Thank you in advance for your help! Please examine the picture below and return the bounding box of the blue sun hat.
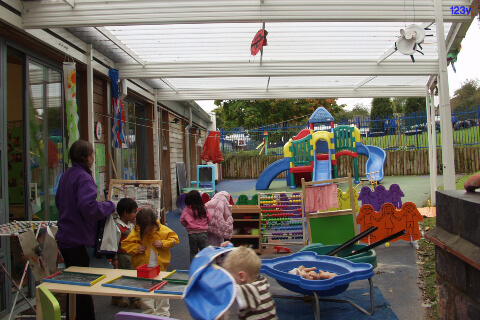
[183,245,237,320]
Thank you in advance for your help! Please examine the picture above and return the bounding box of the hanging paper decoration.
[447,45,461,73]
[63,62,79,163]
[251,29,268,56]
[109,69,126,148]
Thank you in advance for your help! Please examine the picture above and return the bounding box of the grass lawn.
[418,171,478,319]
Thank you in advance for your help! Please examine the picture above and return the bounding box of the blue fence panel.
[218,106,480,155]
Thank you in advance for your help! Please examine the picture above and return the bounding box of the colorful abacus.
[259,192,306,246]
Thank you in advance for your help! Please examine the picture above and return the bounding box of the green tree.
[370,98,393,132]
[452,79,480,109]
[370,98,393,117]
[404,97,426,114]
[348,103,370,117]
[212,102,224,129]
[214,98,343,128]
[392,97,405,113]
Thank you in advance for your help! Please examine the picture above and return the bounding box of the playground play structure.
[256,107,387,190]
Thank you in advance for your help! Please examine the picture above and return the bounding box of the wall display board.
[259,192,306,246]
[108,179,164,224]
[103,275,165,292]
[44,271,106,287]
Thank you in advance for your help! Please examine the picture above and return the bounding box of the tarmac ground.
[9,174,453,319]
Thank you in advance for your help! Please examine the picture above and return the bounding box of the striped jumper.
[236,275,277,320]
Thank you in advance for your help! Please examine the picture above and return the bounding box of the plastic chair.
[38,286,61,320]
[114,311,179,320]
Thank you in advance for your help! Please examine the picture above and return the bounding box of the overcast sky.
[197,21,480,113]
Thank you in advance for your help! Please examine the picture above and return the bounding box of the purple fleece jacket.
[55,163,115,249]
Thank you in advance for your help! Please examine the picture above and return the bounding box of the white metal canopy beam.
[434,0,456,190]
[155,86,426,101]
[117,60,440,79]
[22,0,472,28]
[94,27,146,67]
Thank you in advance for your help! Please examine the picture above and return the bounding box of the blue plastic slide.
[356,142,386,181]
[256,157,291,190]
[312,157,332,182]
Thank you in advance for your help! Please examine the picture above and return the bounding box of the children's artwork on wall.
[358,184,405,211]
[108,180,163,222]
[7,121,24,204]
[357,201,423,243]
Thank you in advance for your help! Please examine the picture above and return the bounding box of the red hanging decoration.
[251,29,268,56]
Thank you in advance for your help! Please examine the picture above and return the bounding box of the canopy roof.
[13,0,477,101]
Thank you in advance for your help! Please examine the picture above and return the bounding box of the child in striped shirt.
[221,247,277,320]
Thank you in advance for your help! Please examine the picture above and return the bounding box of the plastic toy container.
[136,264,160,278]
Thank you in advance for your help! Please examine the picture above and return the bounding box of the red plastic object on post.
[136,264,160,278]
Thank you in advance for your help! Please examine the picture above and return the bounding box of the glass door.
[2,45,63,317]
[27,60,64,223]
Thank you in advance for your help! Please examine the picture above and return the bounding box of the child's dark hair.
[185,190,207,219]
[69,140,93,166]
[116,198,138,217]
[135,207,160,239]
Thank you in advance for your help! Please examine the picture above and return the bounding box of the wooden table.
[36,266,182,320]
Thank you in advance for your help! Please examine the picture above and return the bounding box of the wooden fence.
[221,146,480,179]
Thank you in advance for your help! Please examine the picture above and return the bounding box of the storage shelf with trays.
[231,205,262,254]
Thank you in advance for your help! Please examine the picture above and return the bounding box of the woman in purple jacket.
[55,140,115,320]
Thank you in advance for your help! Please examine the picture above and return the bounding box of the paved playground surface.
[219,174,454,207]
[212,174,454,319]
[14,175,449,320]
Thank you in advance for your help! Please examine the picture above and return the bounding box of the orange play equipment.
[357,202,423,243]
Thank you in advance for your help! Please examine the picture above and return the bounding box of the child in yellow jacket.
[121,207,180,316]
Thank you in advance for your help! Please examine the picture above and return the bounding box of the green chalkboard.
[309,214,356,245]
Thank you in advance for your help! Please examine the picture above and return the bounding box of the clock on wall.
[95,122,102,140]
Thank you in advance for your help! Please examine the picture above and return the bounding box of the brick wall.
[426,191,480,319]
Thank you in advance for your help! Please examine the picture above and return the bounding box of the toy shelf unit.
[259,192,306,247]
[231,205,262,254]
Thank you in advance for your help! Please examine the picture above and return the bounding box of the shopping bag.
[94,213,120,258]
[18,229,49,280]
[43,226,59,274]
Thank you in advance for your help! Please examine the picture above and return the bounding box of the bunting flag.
[109,69,126,148]
[63,62,79,161]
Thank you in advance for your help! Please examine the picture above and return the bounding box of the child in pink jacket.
[205,191,233,246]
[181,190,210,262]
